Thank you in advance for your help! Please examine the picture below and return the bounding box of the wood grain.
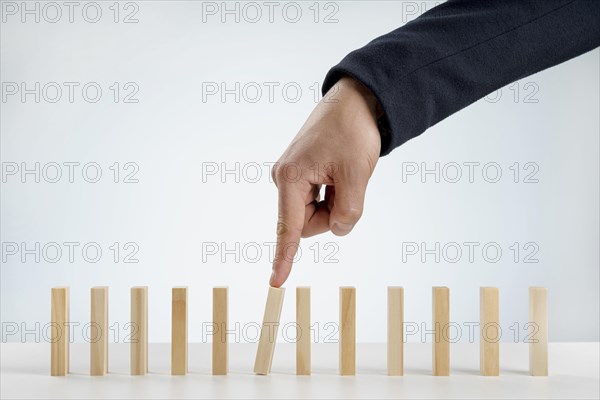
[130,286,148,375]
[480,287,499,376]
[253,286,285,375]
[339,287,356,376]
[387,286,404,376]
[212,287,228,375]
[51,287,69,376]
[529,287,548,376]
[90,286,108,376]
[432,286,450,376]
[296,287,311,375]
[171,287,188,375]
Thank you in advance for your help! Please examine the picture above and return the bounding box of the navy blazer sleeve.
[322,0,600,156]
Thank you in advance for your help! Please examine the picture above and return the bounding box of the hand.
[269,76,381,287]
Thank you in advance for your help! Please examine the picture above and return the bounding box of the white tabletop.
[1,342,598,399]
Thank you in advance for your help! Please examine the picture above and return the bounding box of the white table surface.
[1,342,598,399]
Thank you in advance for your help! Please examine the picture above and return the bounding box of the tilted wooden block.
[90,286,108,376]
[130,286,148,375]
[480,287,499,376]
[212,287,228,375]
[432,286,450,376]
[529,287,548,376]
[51,287,69,376]
[339,287,356,376]
[296,287,311,375]
[387,286,404,376]
[254,286,285,375]
[171,287,188,375]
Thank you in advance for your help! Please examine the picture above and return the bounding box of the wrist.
[336,76,381,118]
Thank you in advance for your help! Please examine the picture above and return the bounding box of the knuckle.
[276,161,302,184]
[271,163,279,184]
[276,218,290,237]
[276,217,301,237]
[336,206,362,222]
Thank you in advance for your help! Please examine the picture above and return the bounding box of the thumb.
[329,174,368,236]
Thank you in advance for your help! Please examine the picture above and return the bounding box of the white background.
[1,1,598,344]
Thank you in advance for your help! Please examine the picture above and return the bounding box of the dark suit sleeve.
[322,0,600,156]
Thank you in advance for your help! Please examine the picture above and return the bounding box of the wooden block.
[90,286,108,376]
[339,287,356,376]
[387,286,404,376]
[171,287,188,375]
[529,287,548,376]
[253,286,285,375]
[51,287,69,376]
[296,287,311,375]
[432,286,450,376]
[212,287,228,375]
[480,287,499,376]
[130,286,148,375]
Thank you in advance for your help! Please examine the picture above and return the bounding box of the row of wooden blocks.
[50,286,549,377]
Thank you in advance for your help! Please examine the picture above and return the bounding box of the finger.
[302,200,331,237]
[325,185,335,212]
[329,172,368,236]
[270,181,307,288]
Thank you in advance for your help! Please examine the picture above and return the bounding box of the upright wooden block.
[51,287,69,376]
[130,286,148,375]
[253,286,285,375]
[90,286,108,376]
[387,286,404,376]
[171,287,188,375]
[212,287,228,375]
[480,287,499,376]
[296,287,311,375]
[432,286,450,376]
[339,287,356,376]
[529,287,548,376]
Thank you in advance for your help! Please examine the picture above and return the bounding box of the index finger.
[269,179,306,287]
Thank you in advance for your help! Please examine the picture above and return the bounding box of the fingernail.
[332,222,353,235]
[269,270,277,286]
